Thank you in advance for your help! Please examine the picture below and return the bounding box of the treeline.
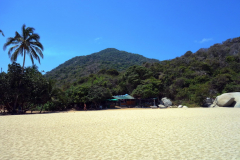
[0,63,114,113]
[2,36,240,113]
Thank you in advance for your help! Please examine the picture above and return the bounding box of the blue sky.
[1,0,240,73]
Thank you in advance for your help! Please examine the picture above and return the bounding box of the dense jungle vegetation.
[62,36,240,108]
[1,25,240,113]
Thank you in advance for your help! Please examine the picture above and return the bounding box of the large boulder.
[161,97,172,107]
[210,92,240,108]
[217,94,234,107]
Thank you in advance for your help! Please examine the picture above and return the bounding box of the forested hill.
[2,37,240,113]
[43,36,240,107]
[45,48,160,85]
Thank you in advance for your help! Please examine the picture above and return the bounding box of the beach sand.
[0,108,240,159]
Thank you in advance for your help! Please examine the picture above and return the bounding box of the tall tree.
[3,25,44,113]
[3,24,44,72]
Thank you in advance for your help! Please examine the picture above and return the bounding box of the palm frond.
[30,42,44,50]
[10,47,22,62]
[14,31,21,38]
[3,37,20,50]
[7,45,19,57]
[26,27,35,35]
[14,31,23,42]
[22,24,26,40]
[0,30,4,36]
[31,45,44,58]
[3,38,14,50]
[29,46,40,64]
[20,46,24,56]
[27,34,40,42]
[25,46,31,54]
[29,54,34,65]
[22,25,35,41]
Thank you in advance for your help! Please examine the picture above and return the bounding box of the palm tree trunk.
[22,50,26,73]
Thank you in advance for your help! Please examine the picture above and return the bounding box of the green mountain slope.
[45,48,160,86]
[45,36,240,107]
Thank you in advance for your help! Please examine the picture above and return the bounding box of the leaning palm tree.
[3,24,43,72]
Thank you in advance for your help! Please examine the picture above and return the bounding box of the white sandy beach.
[0,108,240,159]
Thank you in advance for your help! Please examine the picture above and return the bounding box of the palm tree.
[3,24,43,72]
[0,30,4,37]
[3,25,44,114]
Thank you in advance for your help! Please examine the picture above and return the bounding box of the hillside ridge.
[45,48,160,85]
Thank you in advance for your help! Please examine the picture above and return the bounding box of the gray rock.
[203,103,212,107]
[217,94,234,107]
[158,104,167,109]
[150,106,158,109]
[205,97,213,104]
[178,105,183,108]
[209,98,219,108]
[203,98,214,107]
[209,104,218,108]
[214,92,240,108]
[161,97,172,107]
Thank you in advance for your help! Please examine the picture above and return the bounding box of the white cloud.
[196,38,213,43]
[94,37,101,41]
